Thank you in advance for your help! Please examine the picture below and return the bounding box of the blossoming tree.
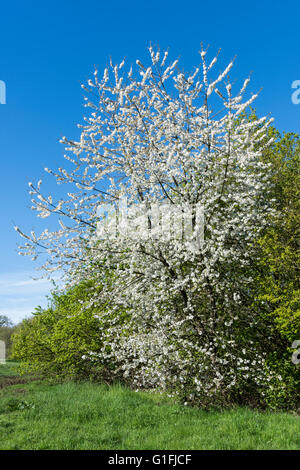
[16,45,280,405]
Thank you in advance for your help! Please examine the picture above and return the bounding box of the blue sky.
[0,0,299,323]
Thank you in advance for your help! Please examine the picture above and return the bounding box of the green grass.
[0,362,20,377]
[0,363,299,450]
[0,361,36,389]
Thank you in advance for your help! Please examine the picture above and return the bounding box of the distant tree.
[0,315,13,328]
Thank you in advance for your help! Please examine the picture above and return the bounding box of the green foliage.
[258,132,300,339]
[263,354,299,411]
[254,131,300,409]
[11,280,127,381]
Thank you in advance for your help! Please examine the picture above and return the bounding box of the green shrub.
[254,131,300,409]
[11,280,128,381]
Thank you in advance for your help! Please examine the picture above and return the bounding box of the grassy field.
[0,362,299,450]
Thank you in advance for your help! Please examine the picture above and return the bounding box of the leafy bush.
[11,280,128,381]
[253,131,300,410]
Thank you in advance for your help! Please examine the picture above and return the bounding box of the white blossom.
[16,45,279,405]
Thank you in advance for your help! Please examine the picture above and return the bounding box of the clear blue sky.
[1,0,299,323]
